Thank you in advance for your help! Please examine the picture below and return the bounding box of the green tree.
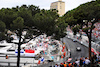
[82,19,98,60]
[10,17,24,67]
[33,9,59,36]
[0,8,18,29]
[72,25,80,36]
[18,7,33,27]
[55,17,68,39]
[0,20,6,32]
[63,0,100,26]
[63,0,100,60]
[11,17,24,30]
[28,5,40,16]
[0,20,6,40]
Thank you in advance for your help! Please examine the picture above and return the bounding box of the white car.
[67,36,70,38]
[76,47,81,51]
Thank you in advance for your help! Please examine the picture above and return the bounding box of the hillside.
[63,0,100,26]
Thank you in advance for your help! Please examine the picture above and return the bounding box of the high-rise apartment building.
[50,0,65,16]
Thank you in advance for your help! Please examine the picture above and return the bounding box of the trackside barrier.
[66,35,98,55]
[34,57,68,67]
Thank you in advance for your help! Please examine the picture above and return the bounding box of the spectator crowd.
[50,54,100,67]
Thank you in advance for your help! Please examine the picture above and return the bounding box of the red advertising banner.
[25,50,35,53]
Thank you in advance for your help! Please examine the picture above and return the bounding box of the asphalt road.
[63,37,89,62]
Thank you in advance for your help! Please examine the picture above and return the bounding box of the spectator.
[94,54,97,63]
[61,55,64,59]
[68,62,72,67]
[54,56,100,67]
[58,64,60,67]
[91,55,94,67]
[82,56,85,61]
[75,59,79,67]
[63,52,66,57]
[97,60,100,67]
[63,63,67,67]
[60,63,64,67]
[80,58,83,67]
[72,62,77,67]
[55,64,58,67]
[84,57,90,67]
[91,55,98,67]
[6,55,8,59]
[98,54,100,61]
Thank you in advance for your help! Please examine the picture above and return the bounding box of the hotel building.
[50,0,65,16]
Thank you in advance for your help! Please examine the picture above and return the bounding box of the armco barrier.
[67,35,98,55]
[33,57,68,67]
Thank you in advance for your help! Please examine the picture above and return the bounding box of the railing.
[33,57,68,67]
[66,33,99,55]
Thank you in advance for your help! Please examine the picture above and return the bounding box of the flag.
[41,57,44,62]
[40,57,44,63]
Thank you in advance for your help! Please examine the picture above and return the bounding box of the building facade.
[50,0,65,16]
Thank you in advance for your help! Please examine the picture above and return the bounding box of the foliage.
[0,5,41,29]
[10,17,24,30]
[0,4,67,40]
[17,5,40,27]
[0,8,18,29]
[33,9,67,39]
[63,0,100,26]
[0,20,6,32]
[0,32,7,41]
[82,27,90,33]
[54,17,68,39]
[72,25,80,35]
[33,9,59,36]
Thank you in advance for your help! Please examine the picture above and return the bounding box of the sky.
[0,0,92,12]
